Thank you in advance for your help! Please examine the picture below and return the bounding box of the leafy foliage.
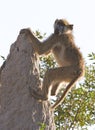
[0,55,6,61]
[54,53,95,130]
[40,55,57,78]
[39,122,46,130]
[35,30,46,40]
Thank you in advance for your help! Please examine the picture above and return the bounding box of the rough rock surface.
[0,30,55,130]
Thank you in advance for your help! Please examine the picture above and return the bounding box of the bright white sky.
[0,0,95,129]
[0,0,95,66]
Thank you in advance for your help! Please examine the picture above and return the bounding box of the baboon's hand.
[20,28,33,35]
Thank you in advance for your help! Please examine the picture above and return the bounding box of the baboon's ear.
[54,19,59,24]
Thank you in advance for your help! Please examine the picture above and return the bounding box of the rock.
[0,30,55,130]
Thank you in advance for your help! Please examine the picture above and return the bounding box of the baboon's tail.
[51,76,79,110]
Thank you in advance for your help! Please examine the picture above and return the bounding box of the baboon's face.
[54,19,73,34]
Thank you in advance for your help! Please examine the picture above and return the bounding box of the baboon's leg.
[41,66,76,99]
[51,83,60,96]
[30,66,77,100]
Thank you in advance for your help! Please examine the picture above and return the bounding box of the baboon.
[20,19,85,109]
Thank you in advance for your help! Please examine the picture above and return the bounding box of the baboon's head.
[54,19,73,34]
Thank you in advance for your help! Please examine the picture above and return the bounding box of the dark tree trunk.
[0,30,55,130]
